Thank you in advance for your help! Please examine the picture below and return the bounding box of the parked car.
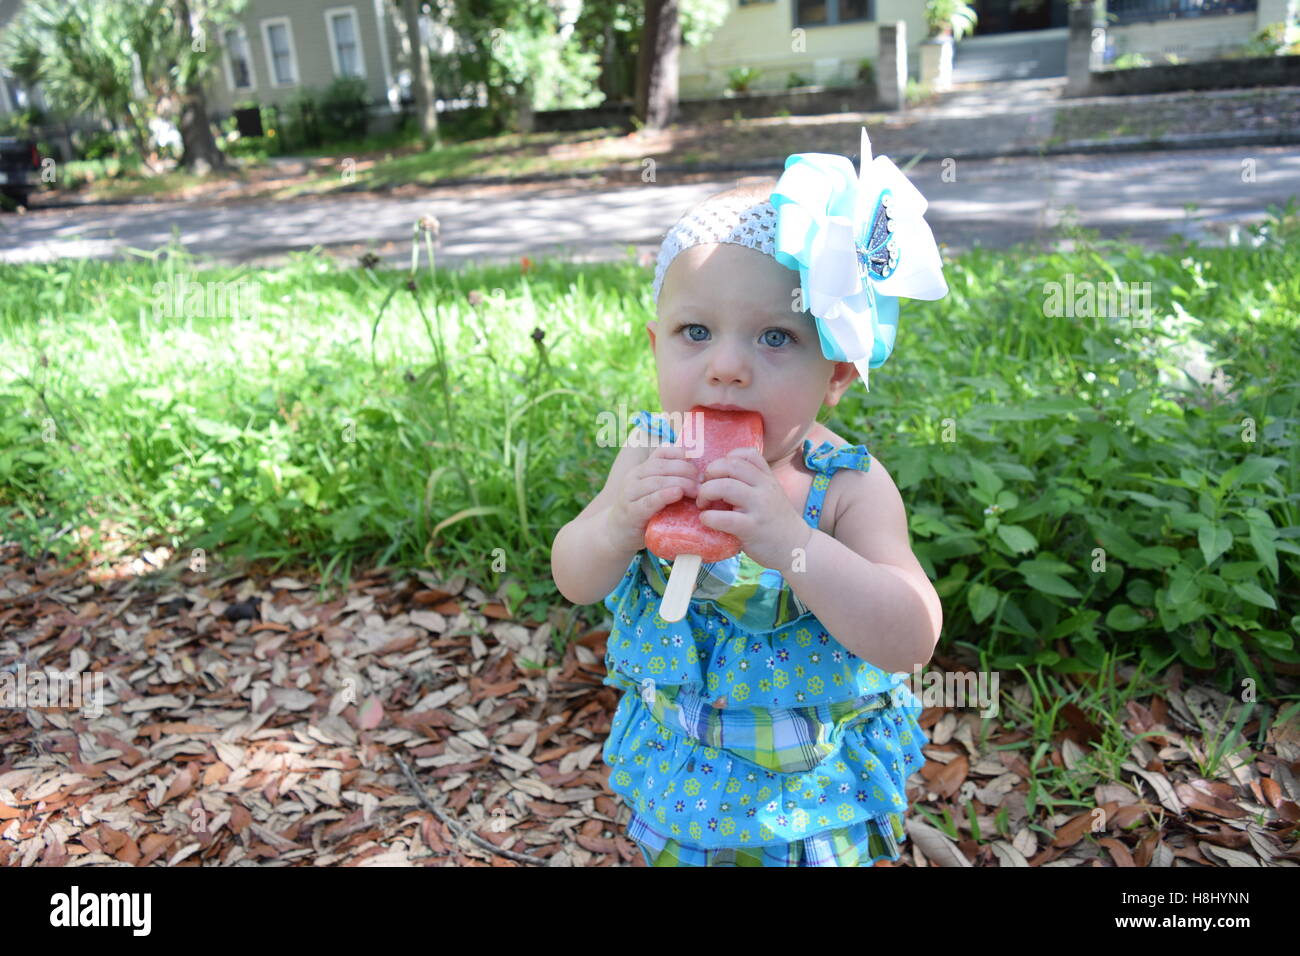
[0,136,41,209]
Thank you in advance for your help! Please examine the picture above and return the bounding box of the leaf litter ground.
[2,540,1298,867]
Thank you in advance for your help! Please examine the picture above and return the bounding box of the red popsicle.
[645,406,765,621]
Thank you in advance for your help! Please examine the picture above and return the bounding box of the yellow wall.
[679,0,930,96]
[1109,13,1258,63]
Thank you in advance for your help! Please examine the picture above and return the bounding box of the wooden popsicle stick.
[658,553,702,622]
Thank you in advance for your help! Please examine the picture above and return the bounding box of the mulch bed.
[2,535,1298,867]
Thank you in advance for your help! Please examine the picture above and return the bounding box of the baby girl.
[552,131,947,866]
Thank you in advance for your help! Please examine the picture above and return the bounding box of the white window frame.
[260,17,300,88]
[221,25,257,93]
[325,7,368,79]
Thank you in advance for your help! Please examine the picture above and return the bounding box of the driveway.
[2,146,1298,270]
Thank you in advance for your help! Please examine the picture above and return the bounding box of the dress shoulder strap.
[799,438,872,532]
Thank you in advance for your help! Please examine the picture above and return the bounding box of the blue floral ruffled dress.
[600,411,929,867]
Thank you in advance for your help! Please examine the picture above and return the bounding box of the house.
[0,0,461,128]
[678,0,932,95]
[206,0,407,118]
[682,0,1295,92]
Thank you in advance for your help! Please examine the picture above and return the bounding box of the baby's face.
[648,242,858,457]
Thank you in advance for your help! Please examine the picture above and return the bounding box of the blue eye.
[674,323,799,347]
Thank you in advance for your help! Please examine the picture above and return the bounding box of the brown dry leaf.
[1097,837,1136,867]
[1174,781,1248,819]
[929,752,969,799]
[906,819,971,867]
[358,697,384,730]
[1123,762,1185,816]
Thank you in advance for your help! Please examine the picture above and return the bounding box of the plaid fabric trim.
[621,678,895,775]
[627,808,908,867]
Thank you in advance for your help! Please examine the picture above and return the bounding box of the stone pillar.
[1065,1,1105,98]
[878,21,907,111]
[920,36,954,93]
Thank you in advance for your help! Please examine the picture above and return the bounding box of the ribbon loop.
[771,127,949,390]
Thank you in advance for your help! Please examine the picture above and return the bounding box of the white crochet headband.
[651,194,777,306]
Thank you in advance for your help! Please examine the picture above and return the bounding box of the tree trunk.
[178,81,227,173]
[634,0,679,131]
[174,0,228,173]
[401,0,439,149]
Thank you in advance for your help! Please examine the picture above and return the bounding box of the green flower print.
[671,823,681,836]
[726,778,741,793]
[689,821,702,840]
[758,824,775,840]
[796,627,813,647]
[740,831,751,843]
[757,786,772,802]
[732,682,750,703]
[708,672,720,693]
[773,669,789,688]
[813,474,830,491]
[837,803,856,821]
[684,778,701,796]
[785,777,803,792]
[615,770,631,787]
[703,746,719,760]
[758,679,771,692]
[640,641,653,655]
[720,818,736,836]
[807,676,824,695]
[648,656,666,674]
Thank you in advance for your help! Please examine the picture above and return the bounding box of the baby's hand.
[603,444,699,555]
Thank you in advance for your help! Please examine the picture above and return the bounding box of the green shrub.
[320,75,370,141]
[726,66,761,94]
[1112,52,1152,70]
[1,204,1298,688]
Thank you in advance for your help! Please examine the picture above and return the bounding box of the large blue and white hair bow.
[771,127,948,391]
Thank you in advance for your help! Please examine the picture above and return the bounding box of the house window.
[260,18,299,86]
[326,8,367,78]
[795,0,873,26]
[223,27,255,91]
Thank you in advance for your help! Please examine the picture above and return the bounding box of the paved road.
[1,146,1297,272]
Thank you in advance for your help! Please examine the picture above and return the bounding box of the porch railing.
[1106,0,1258,24]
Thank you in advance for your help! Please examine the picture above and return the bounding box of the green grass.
[2,205,1299,692]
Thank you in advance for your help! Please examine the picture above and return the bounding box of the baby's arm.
[551,436,651,606]
[785,456,943,673]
